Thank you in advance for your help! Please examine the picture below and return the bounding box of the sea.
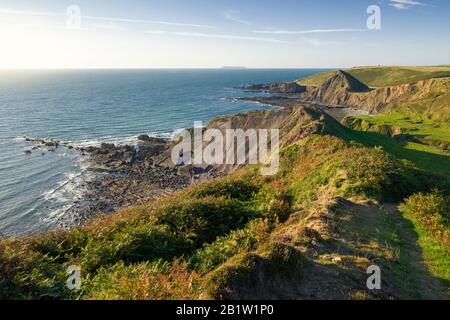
[0,69,326,236]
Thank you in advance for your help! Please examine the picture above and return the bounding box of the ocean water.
[0,69,326,236]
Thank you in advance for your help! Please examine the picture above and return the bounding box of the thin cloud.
[389,0,426,10]
[145,30,287,43]
[302,37,346,46]
[222,10,252,25]
[253,28,366,35]
[91,22,126,31]
[0,7,215,29]
[84,15,216,29]
[0,8,61,17]
[144,30,167,35]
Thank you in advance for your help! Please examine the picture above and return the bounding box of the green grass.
[297,70,338,87]
[400,191,449,248]
[349,132,449,176]
[341,116,450,177]
[353,113,450,145]
[297,66,450,88]
[398,192,450,289]
[404,214,450,282]
[348,66,450,87]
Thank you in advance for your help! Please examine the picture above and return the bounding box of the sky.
[0,0,449,68]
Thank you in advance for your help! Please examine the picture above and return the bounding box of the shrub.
[203,242,308,300]
[86,261,199,300]
[189,219,272,274]
[187,179,259,201]
[155,196,259,246]
[338,148,405,200]
[252,181,291,222]
[0,242,70,299]
[78,223,191,273]
[401,190,450,247]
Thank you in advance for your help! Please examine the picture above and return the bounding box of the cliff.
[296,70,450,122]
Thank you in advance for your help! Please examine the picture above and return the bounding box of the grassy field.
[349,66,450,87]
[350,132,449,176]
[352,113,450,143]
[297,66,450,88]
[340,114,450,177]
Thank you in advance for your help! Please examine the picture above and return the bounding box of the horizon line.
[0,66,342,71]
[0,64,447,71]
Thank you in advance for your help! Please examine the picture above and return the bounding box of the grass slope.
[341,114,450,177]
[297,66,450,88]
[349,66,450,88]
[0,127,448,299]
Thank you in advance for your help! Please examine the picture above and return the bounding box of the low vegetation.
[341,117,450,176]
[401,191,449,247]
[298,66,450,88]
[1,66,449,300]
[1,128,448,299]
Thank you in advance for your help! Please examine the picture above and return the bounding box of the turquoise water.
[0,69,326,236]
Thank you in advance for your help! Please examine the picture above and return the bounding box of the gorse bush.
[0,241,72,299]
[155,196,259,246]
[78,223,191,273]
[203,242,308,300]
[338,147,406,200]
[85,261,199,300]
[401,190,450,247]
[189,219,273,274]
[187,178,259,201]
[252,181,291,222]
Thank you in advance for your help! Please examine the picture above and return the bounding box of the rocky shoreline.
[238,79,371,121]
[21,77,371,230]
[23,135,211,229]
[238,96,369,121]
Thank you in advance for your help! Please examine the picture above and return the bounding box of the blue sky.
[0,0,449,68]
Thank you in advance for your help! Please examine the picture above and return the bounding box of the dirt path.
[284,197,448,299]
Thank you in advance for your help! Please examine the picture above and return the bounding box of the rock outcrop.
[248,70,450,122]
[243,82,306,94]
[137,135,169,160]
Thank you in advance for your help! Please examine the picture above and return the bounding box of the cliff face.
[206,105,326,146]
[299,70,370,106]
[157,104,329,176]
[297,71,450,121]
